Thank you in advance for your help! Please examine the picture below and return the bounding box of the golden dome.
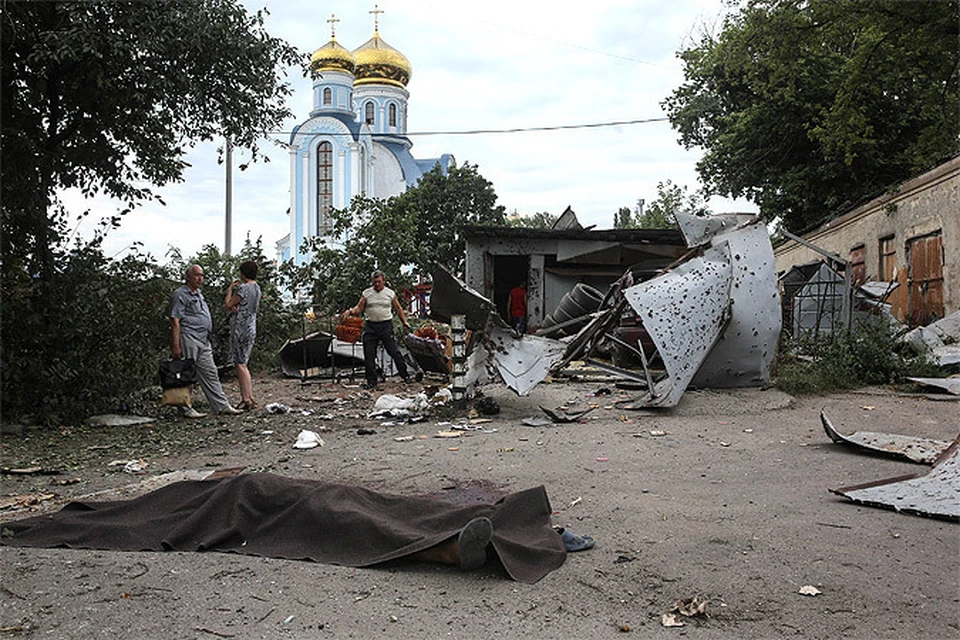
[310,38,356,75]
[352,32,411,87]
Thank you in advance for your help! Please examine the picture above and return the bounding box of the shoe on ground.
[219,405,243,415]
[559,528,596,552]
[182,407,207,419]
[458,517,493,571]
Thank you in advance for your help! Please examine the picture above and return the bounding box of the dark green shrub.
[775,319,938,395]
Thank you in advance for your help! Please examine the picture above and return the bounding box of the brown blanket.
[1,473,566,584]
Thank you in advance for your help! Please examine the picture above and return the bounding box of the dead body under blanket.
[1,473,567,584]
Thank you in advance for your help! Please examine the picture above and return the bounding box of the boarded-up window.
[849,245,866,285]
[906,231,944,326]
[879,236,896,280]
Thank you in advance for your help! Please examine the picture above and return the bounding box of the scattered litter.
[380,421,398,427]
[393,436,415,442]
[0,493,55,510]
[86,414,155,427]
[49,477,81,486]
[299,410,312,416]
[434,431,461,439]
[266,403,291,414]
[123,459,148,475]
[661,613,685,628]
[743,428,754,433]
[861,405,876,411]
[661,596,709,627]
[798,585,821,596]
[569,496,582,507]
[0,467,45,475]
[292,430,324,449]
[597,457,609,462]
[261,430,274,435]
[719,441,731,447]
[649,430,667,437]
[497,447,515,453]
[539,405,595,423]
[356,428,377,436]
[521,416,553,427]
[447,447,459,451]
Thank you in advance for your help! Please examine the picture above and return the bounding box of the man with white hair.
[169,264,242,417]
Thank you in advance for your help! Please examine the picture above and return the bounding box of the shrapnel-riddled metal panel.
[623,243,733,407]
[831,439,960,521]
[693,220,782,387]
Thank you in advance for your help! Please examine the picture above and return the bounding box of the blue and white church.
[277,14,453,265]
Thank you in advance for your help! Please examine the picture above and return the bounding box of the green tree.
[281,162,506,313]
[507,211,559,229]
[639,180,706,228]
[662,0,960,233]
[613,207,635,229]
[1,0,300,286]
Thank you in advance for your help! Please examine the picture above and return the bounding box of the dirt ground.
[1,371,958,639]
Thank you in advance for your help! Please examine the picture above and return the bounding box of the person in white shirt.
[342,270,411,389]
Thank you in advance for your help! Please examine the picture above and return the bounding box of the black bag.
[159,358,198,389]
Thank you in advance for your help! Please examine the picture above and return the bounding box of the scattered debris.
[86,414,156,427]
[292,430,324,449]
[520,416,553,428]
[0,494,56,511]
[538,405,595,423]
[821,411,951,464]
[661,596,709,627]
[123,459,148,475]
[798,585,822,596]
[434,431,461,439]
[356,428,377,436]
[266,403,292,414]
[905,377,960,396]
[830,439,960,521]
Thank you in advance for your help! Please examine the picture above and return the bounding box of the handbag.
[159,358,198,389]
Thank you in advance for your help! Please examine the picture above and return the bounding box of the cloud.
[71,0,753,261]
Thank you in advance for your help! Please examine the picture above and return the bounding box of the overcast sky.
[65,0,755,262]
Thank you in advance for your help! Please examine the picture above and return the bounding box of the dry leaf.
[661,613,684,627]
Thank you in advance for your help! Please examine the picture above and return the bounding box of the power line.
[268,116,669,139]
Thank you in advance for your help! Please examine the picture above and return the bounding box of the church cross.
[327,14,340,39]
[370,4,383,32]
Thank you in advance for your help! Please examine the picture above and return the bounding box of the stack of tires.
[539,283,604,337]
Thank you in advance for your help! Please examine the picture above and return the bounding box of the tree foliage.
[506,211,559,229]
[614,181,705,228]
[663,0,960,233]
[1,0,301,284]
[280,162,506,313]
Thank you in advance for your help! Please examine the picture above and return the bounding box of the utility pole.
[225,137,233,256]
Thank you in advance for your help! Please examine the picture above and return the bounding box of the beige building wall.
[774,156,959,324]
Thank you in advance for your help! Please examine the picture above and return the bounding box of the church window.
[322,87,332,106]
[389,103,397,127]
[364,101,375,125]
[317,141,333,234]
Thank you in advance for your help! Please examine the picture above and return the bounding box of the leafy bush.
[775,320,939,395]
[2,241,175,423]
[2,237,300,425]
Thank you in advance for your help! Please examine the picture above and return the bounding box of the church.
[277,12,453,265]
